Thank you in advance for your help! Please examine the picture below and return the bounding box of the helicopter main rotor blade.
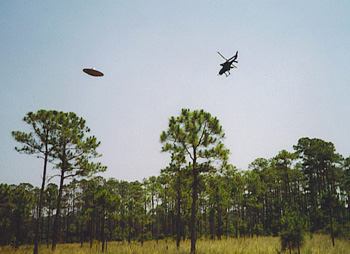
[217,52,228,61]
[231,63,237,68]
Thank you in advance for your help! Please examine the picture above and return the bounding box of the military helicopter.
[217,51,238,77]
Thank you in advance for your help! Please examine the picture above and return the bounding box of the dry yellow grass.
[1,235,349,254]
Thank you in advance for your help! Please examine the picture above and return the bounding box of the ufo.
[83,68,104,77]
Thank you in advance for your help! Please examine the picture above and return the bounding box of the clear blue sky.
[1,1,349,186]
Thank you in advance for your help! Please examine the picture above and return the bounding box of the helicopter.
[217,51,238,77]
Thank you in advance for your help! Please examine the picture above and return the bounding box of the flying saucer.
[83,68,104,77]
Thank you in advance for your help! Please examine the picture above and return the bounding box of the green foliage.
[12,110,61,253]
[3,110,350,251]
[0,184,33,248]
[160,109,229,253]
[280,212,305,254]
[12,110,106,252]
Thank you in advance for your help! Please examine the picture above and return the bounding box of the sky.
[1,1,349,187]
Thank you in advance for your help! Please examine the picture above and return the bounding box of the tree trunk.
[217,204,222,240]
[235,218,238,238]
[128,215,131,244]
[101,210,105,252]
[90,218,93,249]
[34,150,49,254]
[80,220,84,247]
[225,208,229,238]
[141,217,144,247]
[52,166,65,251]
[46,207,51,248]
[15,217,21,250]
[330,207,335,247]
[176,171,181,248]
[190,166,198,254]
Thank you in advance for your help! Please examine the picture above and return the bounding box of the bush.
[280,212,305,254]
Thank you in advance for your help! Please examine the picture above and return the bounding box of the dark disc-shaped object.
[83,68,104,77]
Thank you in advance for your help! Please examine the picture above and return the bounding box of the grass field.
[2,234,350,254]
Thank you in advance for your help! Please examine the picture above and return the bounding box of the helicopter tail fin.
[233,51,238,63]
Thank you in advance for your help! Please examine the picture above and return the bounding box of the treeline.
[1,137,350,250]
[2,109,350,254]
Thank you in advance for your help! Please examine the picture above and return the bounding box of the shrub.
[280,212,305,254]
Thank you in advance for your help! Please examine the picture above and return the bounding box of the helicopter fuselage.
[219,61,234,76]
